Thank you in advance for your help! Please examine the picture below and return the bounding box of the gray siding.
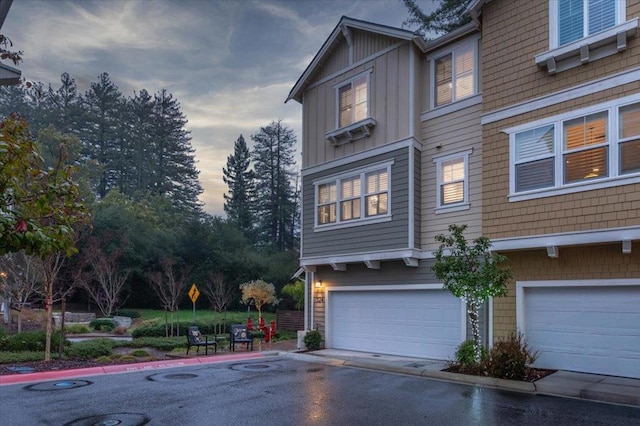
[302,148,410,258]
[316,260,438,287]
[413,147,421,249]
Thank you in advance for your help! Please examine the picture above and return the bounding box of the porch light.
[315,280,323,289]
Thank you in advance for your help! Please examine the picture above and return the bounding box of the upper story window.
[431,40,477,108]
[336,74,369,128]
[315,162,392,229]
[433,149,472,213]
[537,0,636,74]
[508,95,640,201]
[556,0,618,47]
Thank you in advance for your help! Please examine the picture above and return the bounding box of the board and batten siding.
[301,148,411,258]
[302,43,413,168]
[420,102,483,251]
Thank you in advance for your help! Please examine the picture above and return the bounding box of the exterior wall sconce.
[314,280,324,303]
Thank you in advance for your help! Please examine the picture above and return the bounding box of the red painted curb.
[0,352,268,386]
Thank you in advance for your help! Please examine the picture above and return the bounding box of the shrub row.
[452,333,538,380]
[89,319,116,332]
[65,338,114,360]
[0,330,67,352]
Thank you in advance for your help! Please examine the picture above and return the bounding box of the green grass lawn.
[135,309,276,325]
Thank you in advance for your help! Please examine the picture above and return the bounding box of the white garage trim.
[516,279,640,330]
[324,284,466,354]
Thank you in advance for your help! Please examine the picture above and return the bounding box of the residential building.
[474,0,640,379]
[287,0,639,379]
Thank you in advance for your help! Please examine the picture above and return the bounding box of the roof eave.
[0,62,21,86]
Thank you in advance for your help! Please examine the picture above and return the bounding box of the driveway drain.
[231,363,281,372]
[63,412,149,426]
[146,372,199,382]
[25,380,92,391]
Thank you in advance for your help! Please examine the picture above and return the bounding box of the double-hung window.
[315,163,391,229]
[434,150,471,212]
[432,40,476,108]
[557,0,618,47]
[509,96,640,200]
[337,74,368,128]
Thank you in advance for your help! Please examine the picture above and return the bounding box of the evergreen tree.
[150,89,202,214]
[223,134,255,239]
[47,73,82,136]
[127,89,156,195]
[82,73,124,198]
[402,0,472,38]
[251,120,297,249]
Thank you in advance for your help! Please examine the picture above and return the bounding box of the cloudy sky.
[2,0,434,216]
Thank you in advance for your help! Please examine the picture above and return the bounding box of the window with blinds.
[315,165,390,228]
[338,75,368,128]
[433,42,475,107]
[557,0,617,46]
[434,150,471,210]
[511,100,640,196]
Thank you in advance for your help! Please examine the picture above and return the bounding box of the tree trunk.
[59,297,66,358]
[44,292,52,362]
[468,300,482,363]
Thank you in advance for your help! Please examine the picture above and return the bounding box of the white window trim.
[548,0,625,49]
[433,149,472,213]
[313,160,393,231]
[506,93,640,202]
[428,35,480,110]
[333,69,372,130]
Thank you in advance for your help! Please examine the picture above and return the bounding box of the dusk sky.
[2,0,435,216]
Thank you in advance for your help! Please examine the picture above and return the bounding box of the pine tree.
[150,89,202,214]
[251,120,297,249]
[82,73,124,198]
[402,0,472,38]
[127,89,156,195]
[223,134,255,239]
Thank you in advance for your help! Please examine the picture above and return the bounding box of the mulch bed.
[444,365,556,382]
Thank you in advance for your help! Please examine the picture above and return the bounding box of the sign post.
[188,283,200,323]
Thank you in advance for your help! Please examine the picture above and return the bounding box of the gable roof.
[285,16,428,104]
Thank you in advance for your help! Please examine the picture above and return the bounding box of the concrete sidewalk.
[284,349,640,408]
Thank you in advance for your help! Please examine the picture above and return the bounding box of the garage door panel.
[329,289,462,359]
[523,285,640,379]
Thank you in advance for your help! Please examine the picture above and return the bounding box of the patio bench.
[186,326,217,355]
[229,324,253,352]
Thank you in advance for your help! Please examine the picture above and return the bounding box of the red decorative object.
[14,219,27,233]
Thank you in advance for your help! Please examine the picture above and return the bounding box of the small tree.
[281,279,304,311]
[201,271,236,335]
[148,257,191,337]
[432,224,512,363]
[239,279,278,320]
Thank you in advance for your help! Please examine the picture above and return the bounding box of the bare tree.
[79,237,130,318]
[35,252,68,362]
[201,271,237,335]
[148,257,191,337]
[0,251,43,332]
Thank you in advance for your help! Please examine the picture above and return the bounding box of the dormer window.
[338,75,368,128]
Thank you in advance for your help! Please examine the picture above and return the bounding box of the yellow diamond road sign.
[188,284,200,303]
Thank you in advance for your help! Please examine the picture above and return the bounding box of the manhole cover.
[230,363,281,372]
[8,366,35,374]
[63,413,149,426]
[25,380,92,391]
[146,372,199,382]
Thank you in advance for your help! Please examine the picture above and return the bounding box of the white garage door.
[523,285,640,379]
[328,289,463,359]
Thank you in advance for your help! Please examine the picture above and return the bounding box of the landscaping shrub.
[65,339,114,360]
[64,324,92,334]
[113,309,141,318]
[454,340,487,367]
[0,351,57,363]
[0,331,66,352]
[89,319,116,332]
[130,349,149,357]
[485,332,538,380]
[303,330,323,350]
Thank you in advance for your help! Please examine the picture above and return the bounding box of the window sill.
[326,118,377,146]
[509,174,640,202]
[434,203,470,215]
[314,214,391,232]
[535,19,639,75]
